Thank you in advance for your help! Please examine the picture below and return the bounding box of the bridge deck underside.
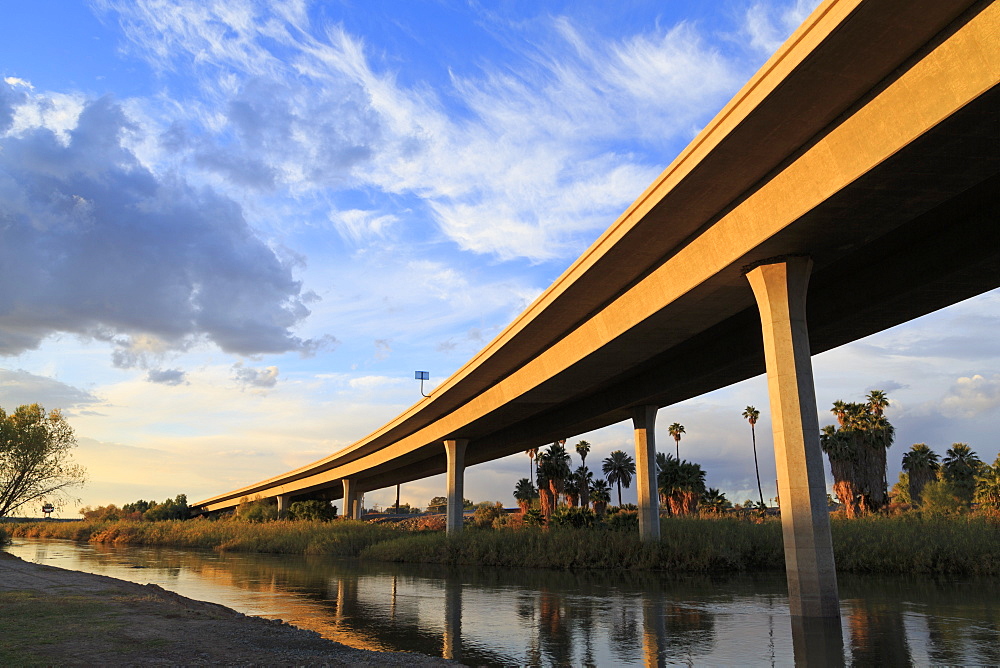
[197,0,999,511]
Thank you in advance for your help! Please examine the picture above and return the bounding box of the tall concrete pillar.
[342,478,360,520]
[276,493,290,518]
[632,405,660,541]
[444,439,469,534]
[745,256,839,619]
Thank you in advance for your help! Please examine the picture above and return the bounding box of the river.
[4,538,998,665]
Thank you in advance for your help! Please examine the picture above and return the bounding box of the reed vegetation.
[6,512,998,575]
[6,518,401,557]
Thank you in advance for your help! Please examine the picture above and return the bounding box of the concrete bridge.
[195,0,999,622]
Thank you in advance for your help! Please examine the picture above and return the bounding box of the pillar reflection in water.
[442,577,462,661]
[790,615,845,667]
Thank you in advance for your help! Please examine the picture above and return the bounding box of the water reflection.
[6,539,999,666]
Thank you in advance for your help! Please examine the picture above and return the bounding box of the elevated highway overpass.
[196,0,999,620]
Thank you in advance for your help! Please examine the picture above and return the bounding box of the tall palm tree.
[575,440,591,469]
[602,450,635,507]
[657,454,706,516]
[569,465,593,509]
[901,443,939,505]
[742,406,765,509]
[575,441,592,507]
[526,447,538,484]
[942,443,982,506]
[538,442,571,506]
[668,423,685,459]
[513,478,538,514]
[590,480,611,516]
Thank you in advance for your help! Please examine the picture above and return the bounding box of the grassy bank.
[6,514,999,575]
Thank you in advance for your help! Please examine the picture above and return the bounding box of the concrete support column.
[631,405,660,541]
[276,494,290,518]
[342,478,361,520]
[444,439,469,534]
[746,256,839,619]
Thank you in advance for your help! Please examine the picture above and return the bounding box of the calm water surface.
[5,538,998,666]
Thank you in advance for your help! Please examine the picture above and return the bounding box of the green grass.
[0,591,123,666]
[7,512,999,575]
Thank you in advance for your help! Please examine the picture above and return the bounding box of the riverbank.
[0,551,453,666]
[6,513,1000,575]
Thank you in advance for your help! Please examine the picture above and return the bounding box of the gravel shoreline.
[0,551,457,666]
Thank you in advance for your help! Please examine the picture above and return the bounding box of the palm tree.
[563,466,589,508]
[975,454,1000,508]
[575,440,591,468]
[668,422,685,459]
[867,390,889,417]
[526,448,538,484]
[701,488,730,514]
[513,478,537,514]
[657,454,706,516]
[820,392,895,517]
[538,442,571,506]
[942,443,982,506]
[575,441,592,507]
[590,480,611,516]
[901,443,939,505]
[742,406,765,509]
[602,450,635,507]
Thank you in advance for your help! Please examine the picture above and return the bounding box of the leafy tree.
[0,404,86,517]
[602,450,635,507]
[819,391,895,518]
[889,472,912,504]
[742,406,766,508]
[288,499,337,521]
[143,494,189,521]
[942,443,982,507]
[668,423,685,459]
[513,477,538,514]
[590,479,611,516]
[901,443,939,506]
[919,479,964,516]
[236,496,278,522]
[427,496,448,513]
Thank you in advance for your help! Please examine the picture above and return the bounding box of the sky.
[2,0,997,517]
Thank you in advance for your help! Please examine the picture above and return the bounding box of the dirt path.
[0,551,456,666]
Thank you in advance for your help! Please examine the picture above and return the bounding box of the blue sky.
[2,0,997,515]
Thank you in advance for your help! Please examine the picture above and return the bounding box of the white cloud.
[939,374,1000,419]
[744,0,819,55]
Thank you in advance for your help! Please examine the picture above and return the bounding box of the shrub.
[288,500,337,521]
[0,525,8,545]
[920,480,965,516]
[550,506,596,528]
[604,509,638,531]
[472,502,505,529]
[236,497,279,523]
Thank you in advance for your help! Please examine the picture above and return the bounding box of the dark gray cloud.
[0,89,326,357]
[146,369,187,385]
[0,368,100,410]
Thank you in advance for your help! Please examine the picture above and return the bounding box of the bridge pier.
[631,405,660,541]
[444,439,469,534]
[746,256,839,619]
[342,478,361,520]
[276,494,290,518]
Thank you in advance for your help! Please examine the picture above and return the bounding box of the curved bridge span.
[196,0,999,621]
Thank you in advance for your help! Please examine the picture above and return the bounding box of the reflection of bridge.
[195,0,1000,620]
